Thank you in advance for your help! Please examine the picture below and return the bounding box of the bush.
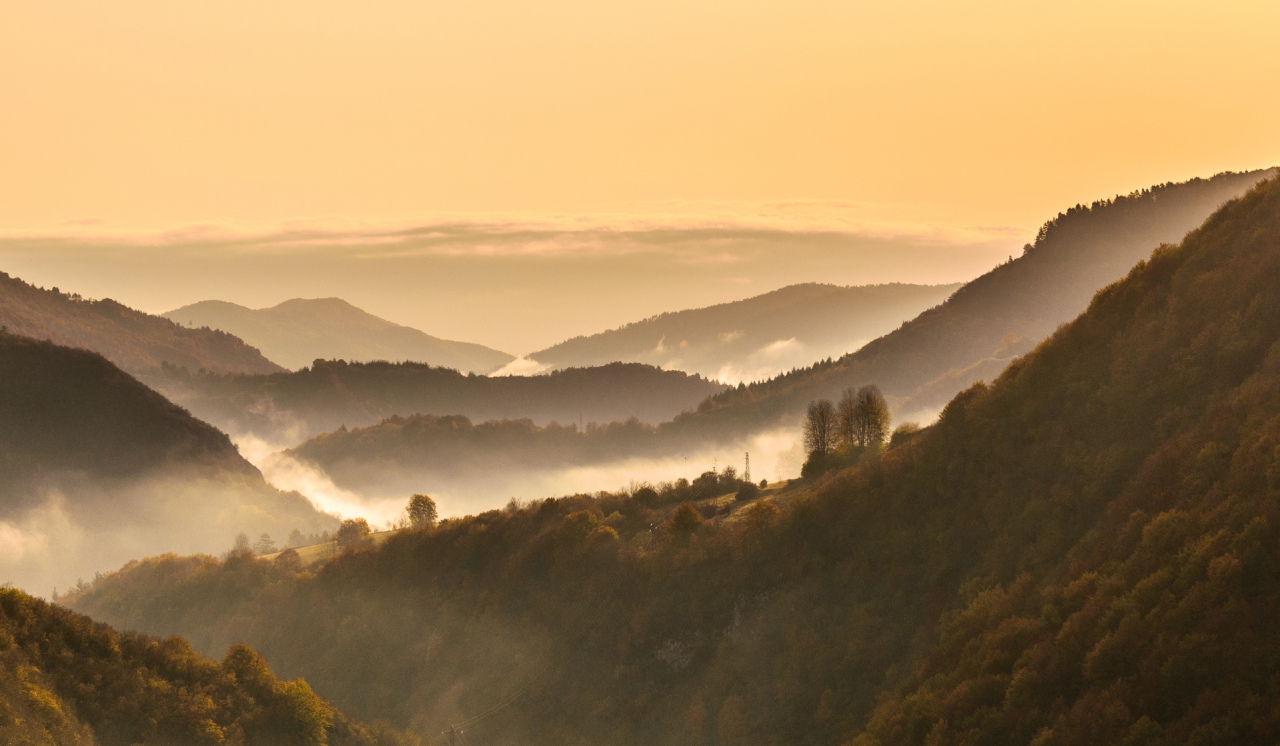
[735,482,760,502]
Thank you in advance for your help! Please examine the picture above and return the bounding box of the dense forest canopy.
[68,176,1280,745]
[528,282,961,382]
[145,359,727,445]
[0,271,283,375]
[0,587,416,745]
[164,297,514,374]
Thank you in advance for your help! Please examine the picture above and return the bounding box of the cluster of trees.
[57,179,1280,746]
[800,385,893,476]
[0,587,417,745]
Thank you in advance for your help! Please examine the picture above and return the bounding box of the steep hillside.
[667,168,1276,434]
[0,271,282,375]
[528,282,961,382]
[66,179,1280,744]
[145,360,726,445]
[165,298,514,373]
[0,332,336,595]
[0,587,414,745]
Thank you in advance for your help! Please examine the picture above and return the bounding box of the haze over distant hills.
[0,271,283,375]
[665,168,1279,434]
[278,170,1278,501]
[526,282,961,383]
[70,175,1280,745]
[0,332,335,595]
[165,298,515,373]
[148,360,727,446]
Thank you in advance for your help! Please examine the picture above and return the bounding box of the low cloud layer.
[0,212,1026,354]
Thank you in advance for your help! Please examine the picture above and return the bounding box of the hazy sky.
[2,1,1277,350]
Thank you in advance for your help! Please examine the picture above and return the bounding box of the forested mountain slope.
[67,177,1280,744]
[165,297,514,373]
[146,360,726,444]
[666,168,1275,435]
[0,587,414,745]
[0,332,335,595]
[0,271,283,375]
[528,282,961,382]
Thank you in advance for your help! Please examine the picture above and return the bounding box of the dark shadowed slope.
[146,360,727,445]
[667,168,1276,436]
[0,587,415,745]
[0,271,283,375]
[166,297,515,373]
[67,177,1280,745]
[528,282,961,382]
[0,332,335,594]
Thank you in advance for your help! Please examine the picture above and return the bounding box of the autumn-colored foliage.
[66,176,1280,746]
[0,587,416,745]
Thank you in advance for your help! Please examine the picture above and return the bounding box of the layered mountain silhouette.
[0,332,335,594]
[148,360,726,445]
[664,168,1278,435]
[66,173,1280,744]
[281,170,1279,499]
[527,282,961,382]
[165,297,514,373]
[0,271,282,375]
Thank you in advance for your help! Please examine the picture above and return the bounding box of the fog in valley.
[5,1,1280,742]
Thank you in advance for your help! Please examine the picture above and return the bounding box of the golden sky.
[3,0,1277,230]
[1,1,1277,352]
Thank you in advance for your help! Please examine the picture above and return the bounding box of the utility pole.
[744,452,750,483]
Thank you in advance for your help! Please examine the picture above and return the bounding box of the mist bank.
[526,281,962,383]
[144,359,727,446]
[0,332,336,595]
[0,468,335,597]
[282,417,802,516]
[0,212,1025,355]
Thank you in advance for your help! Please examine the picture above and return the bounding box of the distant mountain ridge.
[528,282,962,382]
[165,297,514,373]
[147,359,728,446]
[662,168,1279,438]
[0,271,283,375]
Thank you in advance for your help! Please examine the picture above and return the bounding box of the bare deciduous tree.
[804,399,837,457]
[853,385,891,447]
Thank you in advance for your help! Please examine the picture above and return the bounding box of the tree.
[232,532,251,553]
[804,399,837,457]
[287,529,307,548]
[665,504,704,534]
[335,518,371,551]
[837,388,858,449]
[253,533,276,555]
[853,385,891,447]
[407,494,438,530]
